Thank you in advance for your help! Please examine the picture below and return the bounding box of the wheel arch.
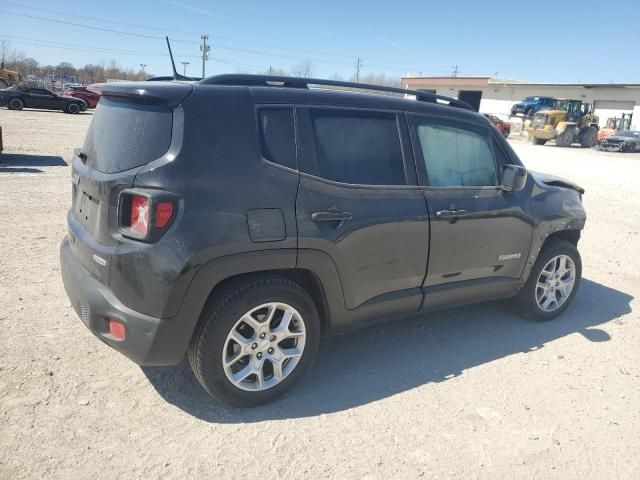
[178,249,345,346]
[200,268,332,334]
[542,229,581,249]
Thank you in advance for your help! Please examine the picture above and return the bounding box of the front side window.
[309,109,405,185]
[415,121,498,187]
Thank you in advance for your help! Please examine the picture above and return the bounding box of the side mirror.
[501,164,527,193]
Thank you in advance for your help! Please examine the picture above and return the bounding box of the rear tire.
[533,137,547,145]
[556,129,573,147]
[579,127,597,148]
[8,97,24,111]
[513,239,582,321]
[188,275,321,407]
[624,143,636,153]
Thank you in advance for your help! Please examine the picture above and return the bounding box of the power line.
[0,6,448,71]
[0,35,267,71]
[0,0,357,59]
[0,0,197,36]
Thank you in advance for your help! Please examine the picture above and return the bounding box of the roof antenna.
[166,36,190,81]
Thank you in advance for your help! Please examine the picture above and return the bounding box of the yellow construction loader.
[525,99,599,147]
[0,64,22,89]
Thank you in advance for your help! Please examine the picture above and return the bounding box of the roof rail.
[199,74,474,111]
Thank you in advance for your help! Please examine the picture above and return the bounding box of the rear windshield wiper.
[74,148,88,163]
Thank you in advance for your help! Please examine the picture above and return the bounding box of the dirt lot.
[1,109,639,480]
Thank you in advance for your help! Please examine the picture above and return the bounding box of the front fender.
[556,121,577,135]
[520,183,586,284]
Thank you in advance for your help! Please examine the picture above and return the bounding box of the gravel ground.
[1,109,639,480]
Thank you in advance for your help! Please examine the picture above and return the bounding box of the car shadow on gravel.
[0,153,67,173]
[142,278,632,422]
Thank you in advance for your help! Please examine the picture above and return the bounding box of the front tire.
[188,275,321,407]
[533,137,547,145]
[579,127,597,148]
[8,97,24,110]
[514,239,582,321]
[556,129,573,147]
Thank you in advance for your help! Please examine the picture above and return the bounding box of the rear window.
[258,107,297,169]
[309,109,405,186]
[82,97,172,173]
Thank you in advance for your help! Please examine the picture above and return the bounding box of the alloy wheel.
[222,302,306,392]
[535,254,576,312]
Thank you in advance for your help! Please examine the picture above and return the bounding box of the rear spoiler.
[91,81,193,107]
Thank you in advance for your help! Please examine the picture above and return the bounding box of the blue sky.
[1,0,638,82]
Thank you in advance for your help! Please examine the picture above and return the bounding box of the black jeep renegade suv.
[60,75,586,407]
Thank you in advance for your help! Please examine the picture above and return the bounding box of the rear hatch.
[68,81,192,284]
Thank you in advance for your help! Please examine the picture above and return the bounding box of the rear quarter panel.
[109,85,299,318]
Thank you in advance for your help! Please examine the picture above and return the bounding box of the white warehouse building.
[402,76,640,130]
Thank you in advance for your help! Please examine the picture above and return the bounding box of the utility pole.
[452,65,458,77]
[268,66,273,75]
[181,61,190,76]
[200,34,210,78]
[140,63,147,73]
[355,57,363,82]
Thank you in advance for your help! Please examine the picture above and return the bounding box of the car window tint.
[309,109,405,185]
[416,122,498,187]
[258,108,297,170]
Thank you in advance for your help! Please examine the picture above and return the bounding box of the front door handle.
[435,209,468,219]
[311,211,353,222]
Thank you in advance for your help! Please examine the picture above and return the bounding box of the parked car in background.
[61,74,587,407]
[64,85,101,108]
[483,113,511,137]
[0,85,86,113]
[598,130,640,152]
[511,96,554,117]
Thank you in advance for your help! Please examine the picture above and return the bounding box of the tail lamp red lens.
[155,201,174,228]
[108,319,126,340]
[130,195,150,235]
[119,190,176,240]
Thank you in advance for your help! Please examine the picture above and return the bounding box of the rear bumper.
[60,236,193,366]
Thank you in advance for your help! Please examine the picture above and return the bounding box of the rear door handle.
[311,211,353,222]
[435,209,468,219]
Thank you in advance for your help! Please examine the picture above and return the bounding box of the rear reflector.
[155,201,174,228]
[130,195,150,235]
[108,319,126,340]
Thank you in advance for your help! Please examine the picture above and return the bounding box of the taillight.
[118,189,177,241]
[130,196,150,235]
[155,202,173,228]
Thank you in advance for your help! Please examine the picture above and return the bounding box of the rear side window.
[415,121,498,187]
[258,107,297,169]
[309,109,405,185]
[82,97,172,174]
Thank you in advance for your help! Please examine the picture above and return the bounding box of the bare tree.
[290,60,313,78]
